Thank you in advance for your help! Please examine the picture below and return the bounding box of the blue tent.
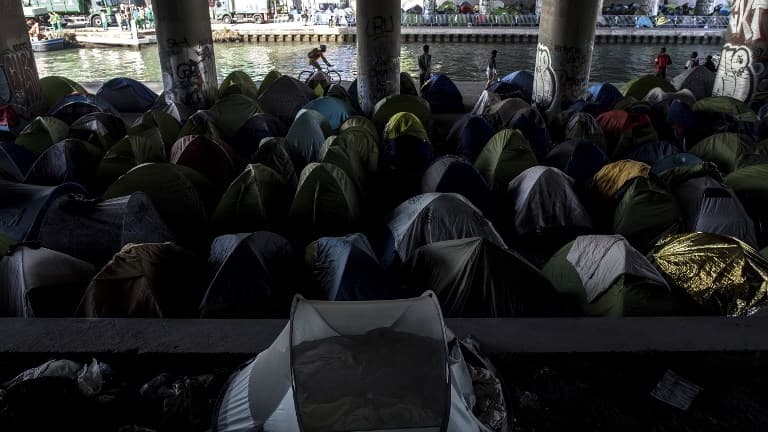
[0,181,85,241]
[667,99,695,130]
[202,232,300,318]
[636,16,654,28]
[25,138,101,187]
[586,83,623,113]
[96,77,158,113]
[421,155,491,212]
[423,74,464,114]
[545,139,608,186]
[508,107,552,161]
[449,115,495,162]
[651,153,704,175]
[286,109,332,163]
[497,70,534,101]
[303,97,354,131]
[383,134,434,177]
[306,233,396,301]
[627,140,678,166]
[0,142,34,182]
[231,113,287,157]
[48,94,120,125]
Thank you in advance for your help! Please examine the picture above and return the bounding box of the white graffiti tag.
[533,44,556,109]
[730,0,768,43]
[713,43,754,101]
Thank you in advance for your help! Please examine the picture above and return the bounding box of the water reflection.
[35,41,717,84]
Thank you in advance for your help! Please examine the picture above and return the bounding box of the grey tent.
[69,112,127,152]
[257,75,317,126]
[202,232,300,318]
[251,137,306,189]
[483,98,530,131]
[305,233,395,301]
[79,242,205,318]
[0,181,86,242]
[405,237,563,317]
[542,235,684,316]
[671,66,715,101]
[214,293,506,432]
[506,166,592,236]
[37,192,174,267]
[24,138,102,187]
[378,193,506,268]
[0,246,96,317]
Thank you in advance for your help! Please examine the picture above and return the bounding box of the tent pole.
[356,0,401,116]
[532,0,600,113]
[0,1,44,120]
[152,0,218,111]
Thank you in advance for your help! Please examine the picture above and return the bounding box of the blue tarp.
[303,96,354,131]
[423,74,464,114]
[586,83,623,113]
[508,107,552,161]
[452,115,495,162]
[96,77,158,113]
[422,155,491,212]
[651,153,704,175]
[308,233,396,301]
[286,109,332,163]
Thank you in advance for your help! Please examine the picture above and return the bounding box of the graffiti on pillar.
[533,44,556,109]
[359,49,400,112]
[0,43,42,110]
[729,0,768,44]
[366,15,395,39]
[554,45,591,105]
[163,37,216,108]
[713,43,755,100]
[695,0,716,15]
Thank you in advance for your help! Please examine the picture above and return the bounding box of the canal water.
[35,42,716,83]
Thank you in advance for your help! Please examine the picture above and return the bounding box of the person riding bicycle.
[308,45,333,73]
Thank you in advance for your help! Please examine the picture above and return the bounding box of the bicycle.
[298,67,342,86]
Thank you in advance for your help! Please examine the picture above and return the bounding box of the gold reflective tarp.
[651,233,768,316]
[593,160,650,198]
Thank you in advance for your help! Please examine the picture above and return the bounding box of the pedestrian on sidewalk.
[685,51,700,70]
[704,55,717,73]
[146,7,154,29]
[418,44,432,88]
[654,47,672,79]
[486,50,499,87]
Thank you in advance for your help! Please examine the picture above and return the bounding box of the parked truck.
[21,0,120,28]
[213,0,272,24]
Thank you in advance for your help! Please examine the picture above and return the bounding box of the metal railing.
[401,13,729,28]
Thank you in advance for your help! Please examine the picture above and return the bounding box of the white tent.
[215,293,502,431]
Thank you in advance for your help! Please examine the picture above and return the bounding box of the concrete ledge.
[1,317,767,356]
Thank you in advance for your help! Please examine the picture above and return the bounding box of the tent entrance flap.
[289,294,450,432]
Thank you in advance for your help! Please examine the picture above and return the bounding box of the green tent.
[211,164,292,236]
[128,110,181,149]
[405,237,564,317]
[689,132,756,174]
[219,70,260,100]
[613,176,681,253]
[474,129,537,193]
[97,137,139,189]
[693,96,759,122]
[340,116,379,140]
[15,117,70,156]
[372,94,433,135]
[322,143,367,196]
[650,233,768,316]
[97,126,170,188]
[258,70,282,96]
[725,163,768,240]
[178,110,225,141]
[40,76,87,112]
[384,112,429,142]
[69,112,127,153]
[251,137,306,188]
[542,235,685,317]
[327,126,380,174]
[761,246,768,260]
[565,112,606,150]
[483,98,530,131]
[620,75,676,100]
[104,163,216,249]
[210,94,263,137]
[290,162,362,241]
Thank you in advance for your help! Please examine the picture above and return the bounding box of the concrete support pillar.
[533,0,600,112]
[153,0,218,111]
[0,1,43,119]
[713,0,768,105]
[424,0,436,16]
[479,0,489,15]
[356,0,400,116]
[643,0,660,16]
[695,0,717,15]
[535,0,542,18]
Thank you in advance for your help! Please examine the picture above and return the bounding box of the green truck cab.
[21,0,120,28]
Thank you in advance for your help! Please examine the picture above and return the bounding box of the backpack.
[308,49,317,59]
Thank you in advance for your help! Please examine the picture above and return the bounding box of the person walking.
[486,50,499,87]
[704,55,717,73]
[146,7,154,29]
[418,45,432,88]
[654,47,672,79]
[49,11,63,35]
[685,51,700,70]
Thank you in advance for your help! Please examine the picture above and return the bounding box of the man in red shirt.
[655,47,672,79]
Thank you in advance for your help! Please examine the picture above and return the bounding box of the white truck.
[213,0,272,24]
[21,0,120,28]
